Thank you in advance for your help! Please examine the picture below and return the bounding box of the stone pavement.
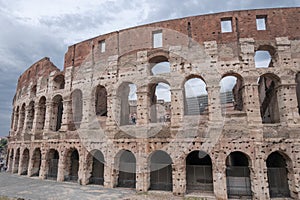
[0,173,186,200]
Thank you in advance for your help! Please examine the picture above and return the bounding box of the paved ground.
[0,172,188,200]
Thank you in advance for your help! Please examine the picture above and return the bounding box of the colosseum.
[6,7,300,199]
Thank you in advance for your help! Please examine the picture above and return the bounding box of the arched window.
[149,82,171,123]
[19,104,26,132]
[95,85,107,116]
[220,75,243,113]
[13,107,19,131]
[53,74,65,90]
[258,73,280,123]
[186,151,213,193]
[267,152,291,198]
[27,101,35,130]
[184,77,208,115]
[254,45,276,68]
[149,150,172,191]
[149,56,170,75]
[117,83,137,125]
[30,85,37,97]
[226,151,252,198]
[37,97,46,130]
[51,95,63,131]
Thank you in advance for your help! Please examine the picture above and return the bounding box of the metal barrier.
[267,167,290,198]
[226,166,252,198]
[186,165,213,192]
[89,177,104,185]
[150,164,172,191]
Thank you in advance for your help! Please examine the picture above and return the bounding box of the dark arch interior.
[186,151,212,165]
[89,150,105,185]
[226,151,249,166]
[117,150,136,188]
[150,151,172,191]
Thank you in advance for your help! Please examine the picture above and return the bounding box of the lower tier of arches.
[7,139,300,199]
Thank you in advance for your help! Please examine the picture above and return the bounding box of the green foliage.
[0,138,7,148]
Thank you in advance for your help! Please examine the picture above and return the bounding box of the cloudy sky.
[0,0,299,136]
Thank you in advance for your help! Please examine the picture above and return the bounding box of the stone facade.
[7,8,300,199]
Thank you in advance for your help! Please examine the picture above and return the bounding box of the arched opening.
[220,75,243,113]
[226,151,252,198]
[27,101,35,130]
[117,83,137,126]
[266,152,291,198]
[20,148,29,175]
[149,82,171,123]
[30,85,37,97]
[19,104,26,132]
[31,148,41,177]
[46,149,59,180]
[258,73,280,123]
[64,149,79,182]
[95,85,108,116]
[8,149,14,172]
[184,77,208,115]
[296,73,300,115]
[149,150,172,191]
[186,151,213,193]
[71,89,83,128]
[13,107,19,131]
[88,150,105,185]
[117,150,136,188]
[149,56,170,75]
[254,51,272,68]
[51,95,63,131]
[13,148,20,173]
[37,97,46,130]
[53,74,65,90]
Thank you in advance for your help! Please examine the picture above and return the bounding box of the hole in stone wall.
[53,74,65,90]
[150,56,170,75]
[295,72,300,115]
[118,83,137,126]
[255,50,272,68]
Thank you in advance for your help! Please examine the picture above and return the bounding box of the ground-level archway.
[226,151,252,198]
[13,148,20,173]
[149,150,172,191]
[88,150,105,185]
[64,148,79,182]
[267,151,291,198]
[31,148,42,177]
[46,149,59,180]
[117,150,136,188]
[20,148,29,175]
[186,151,213,193]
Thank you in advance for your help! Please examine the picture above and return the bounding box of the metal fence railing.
[267,167,290,198]
[226,166,252,198]
[186,165,213,192]
[150,164,172,191]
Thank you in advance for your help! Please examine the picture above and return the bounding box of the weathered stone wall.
[7,8,300,200]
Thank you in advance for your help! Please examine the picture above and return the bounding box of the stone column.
[31,103,40,133]
[170,88,184,129]
[57,150,65,182]
[27,150,34,177]
[136,90,150,125]
[213,159,227,199]
[243,82,262,125]
[103,162,115,188]
[43,101,53,132]
[277,83,299,125]
[135,151,149,193]
[172,162,186,196]
[250,150,270,199]
[7,150,13,172]
[207,86,222,123]
[60,98,71,132]
[11,150,18,173]
[17,148,24,175]
[39,149,47,179]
